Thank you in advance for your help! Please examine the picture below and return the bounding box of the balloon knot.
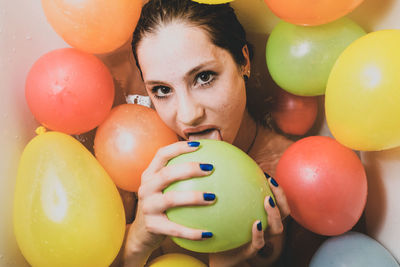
[35,126,47,135]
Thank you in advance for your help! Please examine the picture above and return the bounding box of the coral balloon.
[266,18,366,96]
[165,140,272,253]
[263,0,364,26]
[275,136,367,236]
[310,232,399,267]
[41,0,142,54]
[272,88,318,135]
[25,48,115,135]
[326,30,400,151]
[94,104,178,192]
[13,129,125,267]
[149,253,207,267]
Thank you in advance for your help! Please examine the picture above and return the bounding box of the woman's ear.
[242,45,251,78]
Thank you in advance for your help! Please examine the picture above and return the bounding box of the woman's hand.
[123,141,216,266]
[209,173,290,267]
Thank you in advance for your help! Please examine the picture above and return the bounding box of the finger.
[142,191,216,214]
[243,220,265,258]
[145,214,213,241]
[155,161,213,191]
[264,196,284,236]
[264,172,291,219]
[144,141,201,177]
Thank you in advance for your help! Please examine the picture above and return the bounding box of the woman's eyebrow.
[185,60,217,79]
[145,60,218,85]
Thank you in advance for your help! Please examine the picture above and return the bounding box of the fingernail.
[188,141,200,147]
[257,221,262,231]
[269,197,276,208]
[200,163,213,171]
[203,193,216,201]
[264,172,271,179]
[202,232,213,238]
[270,177,279,187]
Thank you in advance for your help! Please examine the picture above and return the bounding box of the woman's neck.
[233,110,258,154]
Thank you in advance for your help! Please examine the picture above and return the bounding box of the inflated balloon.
[41,0,142,54]
[94,104,178,192]
[164,139,272,253]
[275,136,367,236]
[266,18,366,96]
[149,253,207,267]
[25,48,115,135]
[192,0,234,4]
[272,88,318,135]
[326,30,400,151]
[263,0,364,26]
[310,232,399,267]
[13,128,125,267]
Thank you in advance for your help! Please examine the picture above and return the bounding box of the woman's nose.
[176,96,205,126]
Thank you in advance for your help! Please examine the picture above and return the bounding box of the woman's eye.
[152,86,171,98]
[196,71,215,86]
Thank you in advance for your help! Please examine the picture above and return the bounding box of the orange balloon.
[41,0,142,54]
[94,104,178,192]
[263,0,364,26]
[25,48,115,135]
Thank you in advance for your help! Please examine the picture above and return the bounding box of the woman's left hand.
[209,174,290,267]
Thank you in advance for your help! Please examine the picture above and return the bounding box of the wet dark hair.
[131,0,272,126]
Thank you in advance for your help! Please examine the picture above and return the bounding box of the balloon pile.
[275,136,367,236]
[94,104,178,192]
[165,139,272,253]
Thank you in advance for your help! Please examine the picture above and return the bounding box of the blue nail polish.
[257,221,262,231]
[200,163,213,171]
[264,172,271,179]
[270,177,279,187]
[202,232,213,238]
[203,193,216,201]
[269,197,276,208]
[188,141,200,147]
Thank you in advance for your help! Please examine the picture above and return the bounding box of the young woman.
[121,0,293,266]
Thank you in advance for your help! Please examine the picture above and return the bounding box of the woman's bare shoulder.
[249,127,293,176]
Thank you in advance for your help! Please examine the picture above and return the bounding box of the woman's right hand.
[123,141,216,266]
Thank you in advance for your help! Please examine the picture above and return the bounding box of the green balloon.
[164,140,272,253]
[266,17,366,96]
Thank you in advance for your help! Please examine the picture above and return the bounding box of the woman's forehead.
[137,22,231,81]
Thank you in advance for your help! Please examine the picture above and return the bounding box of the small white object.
[126,94,152,108]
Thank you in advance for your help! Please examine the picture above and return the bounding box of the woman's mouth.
[186,128,222,141]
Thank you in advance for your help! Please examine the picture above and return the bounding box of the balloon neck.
[35,126,47,135]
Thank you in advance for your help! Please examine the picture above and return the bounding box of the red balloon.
[25,48,115,134]
[94,104,178,192]
[275,136,367,236]
[272,89,318,135]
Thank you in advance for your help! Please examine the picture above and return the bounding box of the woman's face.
[137,22,248,144]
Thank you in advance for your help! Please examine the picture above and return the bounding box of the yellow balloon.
[192,0,234,4]
[149,253,207,267]
[13,130,125,267]
[325,30,400,151]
